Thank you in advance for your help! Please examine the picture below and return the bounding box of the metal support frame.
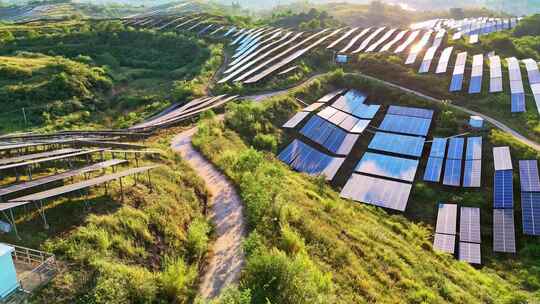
[1,209,20,239]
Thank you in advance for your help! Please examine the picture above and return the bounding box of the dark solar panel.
[429,138,447,158]
[300,116,358,156]
[493,209,516,253]
[435,203,457,235]
[447,137,465,160]
[368,132,425,157]
[463,160,482,187]
[355,152,419,182]
[494,170,514,209]
[519,160,540,192]
[340,173,412,211]
[521,192,540,236]
[379,114,431,136]
[277,139,345,180]
[424,157,444,182]
[433,233,455,254]
[443,159,462,186]
[387,105,434,119]
[460,207,481,243]
[459,242,481,264]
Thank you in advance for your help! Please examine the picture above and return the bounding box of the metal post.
[27,165,33,181]
[7,209,20,240]
[147,170,153,192]
[37,200,49,230]
[22,107,27,127]
[119,177,124,202]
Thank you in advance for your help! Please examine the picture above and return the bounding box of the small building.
[0,243,19,299]
[469,116,484,128]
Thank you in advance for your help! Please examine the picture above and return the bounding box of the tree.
[450,7,465,19]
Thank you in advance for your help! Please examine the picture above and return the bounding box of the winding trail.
[171,128,246,299]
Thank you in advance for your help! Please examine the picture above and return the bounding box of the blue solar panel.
[368,132,426,157]
[463,160,482,187]
[447,138,465,160]
[494,170,513,209]
[449,74,464,92]
[519,160,540,192]
[387,105,434,119]
[379,114,432,136]
[278,139,345,180]
[355,152,419,182]
[351,104,380,119]
[443,159,462,186]
[469,76,482,94]
[465,137,482,160]
[300,115,357,155]
[429,138,447,158]
[424,157,444,182]
[511,93,526,112]
[521,192,540,235]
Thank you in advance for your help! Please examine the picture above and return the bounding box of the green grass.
[0,131,213,303]
[192,70,540,303]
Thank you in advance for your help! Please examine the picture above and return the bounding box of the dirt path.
[171,128,246,299]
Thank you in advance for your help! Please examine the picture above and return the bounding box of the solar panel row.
[521,192,540,236]
[489,56,503,93]
[394,30,420,54]
[493,146,513,171]
[277,139,345,180]
[494,169,514,209]
[469,54,484,94]
[523,59,540,115]
[368,132,425,157]
[282,112,310,129]
[519,160,540,192]
[366,28,396,52]
[327,27,358,49]
[450,52,468,92]
[317,107,372,133]
[493,209,517,253]
[405,30,433,65]
[460,207,481,243]
[340,173,412,211]
[352,27,386,53]
[355,152,419,182]
[300,115,359,155]
[387,105,434,119]
[433,233,455,254]
[506,57,526,112]
[379,114,432,136]
[379,30,408,53]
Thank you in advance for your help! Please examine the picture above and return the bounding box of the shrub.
[186,218,211,263]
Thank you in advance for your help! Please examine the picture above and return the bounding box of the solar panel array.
[493,209,516,253]
[450,52,467,92]
[405,30,433,65]
[443,138,464,186]
[469,54,484,94]
[278,139,345,181]
[300,115,359,156]
[463,137,482,188]
[433,203,457,254]
[458,206,482,264]
[506,57,526,112]
[519,160,540,236]
[523,58,540,115]
[424,138,447,182]
[341,106,433,211]
[489,56,503,93]
[435,47,453,74]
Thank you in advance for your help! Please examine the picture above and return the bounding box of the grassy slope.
[194,71,540,303]
[0,129,213,303]
[0,20,224,133]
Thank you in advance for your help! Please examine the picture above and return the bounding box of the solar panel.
[443,159,462,186]
[340,28,371,53]
[447,137,465,160]
[450,52,468,92]
[418,45,438,73]
[340,173,412,211]
[459,242,481,264]
[303,103,325,112]
[522,58,540,84]
[394,30,420,54]
[405,30,433,65]
[379,114,432,136]
[327,27,358,49]
[366,28,397,52]
[469,54,484,94]
[519,160,540,192]
[318,90,345,103]
[277,139,345,180]
[460,207,481,243]
[244,29,341,83]
[387,105,434,119]
[379,30,408,52]
[521,192,540,236]
[368,132,425,157]
[435,203,457,235]
[355,152,419,182]
[350,120,371,133]
[282,112,310,129]
[465,137,482,160]
[506,57,526,112]
[489,56,503,93]
[493,146,512,171]
[0,148,79,166]
[300,115,358,156]
[469,34,479,44]
[424,157,444,182]
[0,149,104,171]
[317,107,338,120]
[494,170,513,209]
[429,138,447,158]
[493,209,516,253]
[352,27,386,53]
[463,160,482,187]
[433,233,456,254]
